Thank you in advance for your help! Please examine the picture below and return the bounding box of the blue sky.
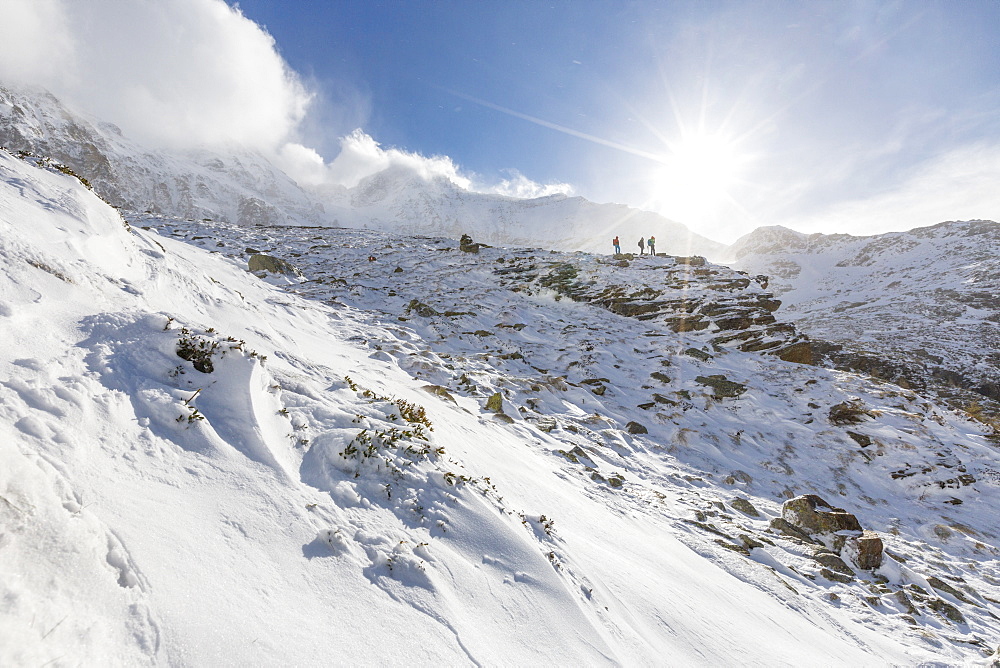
[229,0,1000,241]
[2,0,998,242]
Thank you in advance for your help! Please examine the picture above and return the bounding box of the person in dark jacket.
[638,237,645,255]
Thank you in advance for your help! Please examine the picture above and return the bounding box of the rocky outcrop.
[496,254,813,365]
[775,495,883,570]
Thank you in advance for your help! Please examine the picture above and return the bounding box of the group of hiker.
[611,235,656,255]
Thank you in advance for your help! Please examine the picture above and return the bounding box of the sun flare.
[649,130,748,226]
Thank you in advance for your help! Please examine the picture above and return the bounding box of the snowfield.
[2,149,1000,665]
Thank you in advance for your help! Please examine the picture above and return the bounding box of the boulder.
[625,421,648,434]
[775,341,814,365]
[843,530,884,570]
[459,234,480,253]
[730,497,761,517]
[248,254,298,275]
[768,517,816,544]
[485,392,504,413]
[781,494,862,548]
[695,375,747,398]
[406,299,439,318]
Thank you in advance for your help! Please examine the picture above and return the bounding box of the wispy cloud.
[780,141,1000,235]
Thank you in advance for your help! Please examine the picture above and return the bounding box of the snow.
[2,148,1000,665]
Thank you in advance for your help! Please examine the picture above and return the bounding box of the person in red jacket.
[612,236,620,254]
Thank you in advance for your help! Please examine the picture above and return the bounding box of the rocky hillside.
[0,83,723,257]
[729,221,1000,423]
[125,205,1000,662]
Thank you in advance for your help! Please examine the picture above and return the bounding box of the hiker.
[648,236,656,255]
[638,237,645,255]
[612,236,620,254]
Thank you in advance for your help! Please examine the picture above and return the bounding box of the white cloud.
[483,170,573,199]
[0,0,310,151]
[783,141,1000,236]
[276,129,472,190]
[0,0,74,84]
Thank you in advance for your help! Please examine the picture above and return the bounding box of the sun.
[652,131,746,224]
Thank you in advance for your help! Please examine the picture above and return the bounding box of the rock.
[695,375,747,398]
[780,495,863,549]
[558,445,588,464]
[927,597,966,625]
[820,568,854,584]
[768,517,817,544]
[248,254,298,275]
[421,384,456,403]
[775,341,814,365]
[724,470,753,485]
[406,299,439,317]
[485,392,504,413]
[843,530,884,570]
[892,590,918,615]
[828,399,875,425]
[394,266,403,273]
[625,421,648,434]
[846,431,872,447]
[927,576,975,604]
[459,233,480,253]
[674,256,707,266]
[536,417,557,432]
[730,497,761,517]
[649,371,671,383]
[812,551,854,576]
[684,348,712,361]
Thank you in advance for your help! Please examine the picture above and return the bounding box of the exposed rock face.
[730,498,760,517]
[0,85,324,227]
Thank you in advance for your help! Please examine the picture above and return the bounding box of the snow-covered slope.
[729,221,1000,417]
[0,84,723,258]
[4,148,1000,664]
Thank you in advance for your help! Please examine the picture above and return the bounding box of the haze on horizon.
[1,0,998,244]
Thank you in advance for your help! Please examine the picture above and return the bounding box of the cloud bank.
[0,0,566,200]
[0,0,309,151]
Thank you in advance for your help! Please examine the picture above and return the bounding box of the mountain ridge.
[0,84,724,258]
[730,218,1000,420]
